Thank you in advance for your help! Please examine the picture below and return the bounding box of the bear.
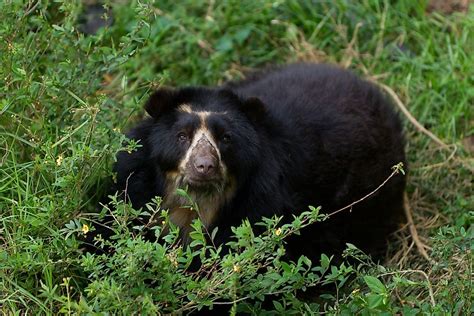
[106,63,406,262]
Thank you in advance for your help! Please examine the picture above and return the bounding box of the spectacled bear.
[109,63,406,261]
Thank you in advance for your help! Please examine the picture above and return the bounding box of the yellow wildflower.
[56,154,63,166]
[82,224,89,235]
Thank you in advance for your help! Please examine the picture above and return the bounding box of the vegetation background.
[0,0,472,314]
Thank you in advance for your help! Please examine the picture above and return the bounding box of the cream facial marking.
[178,127,221,172]
[177,103,228,118]
[177,103,229,176]
[178,104,192,113]
[178,105,225,172]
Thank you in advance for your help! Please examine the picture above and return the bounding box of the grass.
[0,0,472,314]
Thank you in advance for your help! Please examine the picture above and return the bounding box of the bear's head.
[144,87,266,230]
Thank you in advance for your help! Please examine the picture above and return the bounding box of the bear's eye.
[222,133,231,143]
[177,132,188,142]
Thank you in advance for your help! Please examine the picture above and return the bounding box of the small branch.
[419,144,457,170]
[167,300,196,315]
[326,164,403,218]
[403,192,434,263]
[123,171,134,205]
[23,1,40,18]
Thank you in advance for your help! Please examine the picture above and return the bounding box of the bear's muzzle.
[187,136,221,185]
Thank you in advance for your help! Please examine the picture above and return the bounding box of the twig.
[341,22,363,68]
[123,171,134,205]
[403,192,434,263]
[374,81,451,150]
[23,1,40,18]
[326,164,403,218]
[167,300,196,315]
[324,163,435,265]
[419,144,457,170]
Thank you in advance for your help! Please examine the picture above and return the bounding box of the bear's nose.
[193,156,216,175]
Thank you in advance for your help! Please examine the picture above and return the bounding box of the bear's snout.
[193,155,216,175]
[188,137,220,182]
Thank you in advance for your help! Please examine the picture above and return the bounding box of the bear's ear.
[144,88,177,119]
[240,97,266,122]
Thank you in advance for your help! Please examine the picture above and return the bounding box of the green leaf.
[273,300,284,312]
[52,24,65,32]
[367,293,384,309]
[234,26,252,44]
[364,276,386,294]
[211,227,218,241]
[281,261,292,273]
[175,188,188,198]
[320,254,330,269]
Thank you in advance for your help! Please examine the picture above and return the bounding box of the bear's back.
[230,64,399,131]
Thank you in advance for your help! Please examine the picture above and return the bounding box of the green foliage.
[73,200,329,314]
[1,0,472,314]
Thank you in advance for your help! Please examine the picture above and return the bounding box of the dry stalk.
[374,81,451,150]
[403,192,434,263]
